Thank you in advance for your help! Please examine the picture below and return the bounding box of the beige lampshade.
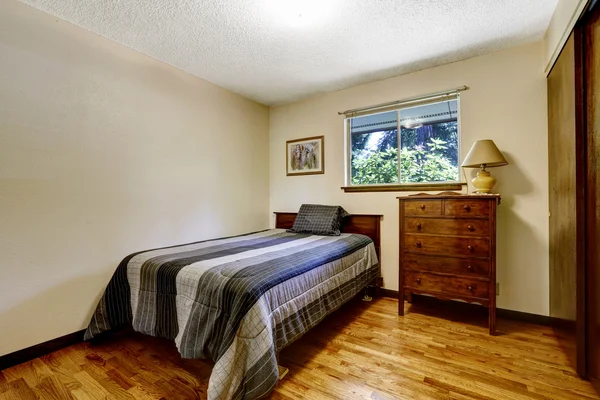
[461,139,508,168]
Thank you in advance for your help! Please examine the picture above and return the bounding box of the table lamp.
[461,139,508,193]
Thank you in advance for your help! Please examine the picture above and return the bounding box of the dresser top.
[397,192,501,200]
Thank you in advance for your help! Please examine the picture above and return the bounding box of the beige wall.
[270,42,550,316]
[544,0,588,74]
[0,0,270,356]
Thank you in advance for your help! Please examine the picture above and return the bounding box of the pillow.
[287,204,350,236]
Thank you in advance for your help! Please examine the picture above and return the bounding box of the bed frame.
[273,212,383,292]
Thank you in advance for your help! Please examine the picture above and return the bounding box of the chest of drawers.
[398,193,500,335]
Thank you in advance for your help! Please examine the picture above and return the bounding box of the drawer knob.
[464,204,471,211]
[416,241,422,248]
[416,222,422,229]
[419,204,425,210]
[416,278,421,285]
[468,245,474,252]
[467,265,473,271]
[468,285,474,292]
[467,224,474,231]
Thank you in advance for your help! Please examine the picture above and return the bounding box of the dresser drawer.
[445,199,490,217]
[404,217,489,237]
[403,254,490,277]
[404,234,489,258]
[404,200,442,216]
[404,270,489,299]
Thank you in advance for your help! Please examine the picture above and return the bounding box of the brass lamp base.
[471,168,496,193]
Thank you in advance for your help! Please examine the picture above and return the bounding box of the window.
[344,93,461,190]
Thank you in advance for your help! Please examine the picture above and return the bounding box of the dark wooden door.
[547,33,578,371]
[584,3,600,391]
[547,28,589,377]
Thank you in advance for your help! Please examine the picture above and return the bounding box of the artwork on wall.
[286,136,324,176]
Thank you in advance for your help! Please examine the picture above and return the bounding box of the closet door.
[584,3,600,391]
[548,32,579,372]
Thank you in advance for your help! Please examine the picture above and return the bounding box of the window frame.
[343,94,466,193]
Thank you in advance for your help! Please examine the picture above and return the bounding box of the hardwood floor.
[0,297,597,400]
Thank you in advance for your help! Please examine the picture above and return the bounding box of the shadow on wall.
[0,273,108,357]
[496,206,547,312]
[492,151,535,196]
[463,151,534,196]
[481,151,547,313]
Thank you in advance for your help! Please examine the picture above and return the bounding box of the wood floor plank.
[0,372,8,393]
[105,359,136,379]
[73,370,113,400]
[80,363,134,400]
[2,361,44,387]
[154,377,200,399]
[104,370,135,391]
[126,386,162,400]
[127,376,168,400]
[41,349,82,376]
[0,297,597,400]
[33,375,76,400]
[0,378,38,400]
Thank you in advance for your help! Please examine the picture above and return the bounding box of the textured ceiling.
[19,0,558,105]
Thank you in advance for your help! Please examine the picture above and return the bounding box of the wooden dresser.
[398,193,500,335]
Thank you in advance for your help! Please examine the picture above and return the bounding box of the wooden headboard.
[273,212,382,262]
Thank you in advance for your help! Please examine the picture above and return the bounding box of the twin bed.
[85,209,381,400]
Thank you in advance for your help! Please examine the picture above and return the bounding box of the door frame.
[573,19,587,378]
[576,0,600,385]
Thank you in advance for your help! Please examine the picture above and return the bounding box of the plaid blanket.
[84,229,379,400]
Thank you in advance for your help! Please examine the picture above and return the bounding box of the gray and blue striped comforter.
[84,229,379,400]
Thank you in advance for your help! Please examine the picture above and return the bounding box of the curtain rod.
[337,85,469,116]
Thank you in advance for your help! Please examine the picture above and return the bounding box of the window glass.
[347,98,459,186]
[350,111,398,185]
[399,100,459,183]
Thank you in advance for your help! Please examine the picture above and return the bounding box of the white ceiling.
[19,0,558,106]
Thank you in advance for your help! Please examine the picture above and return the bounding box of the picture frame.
[286,135,325,176]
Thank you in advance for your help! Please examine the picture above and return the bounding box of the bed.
[84,211,381,400]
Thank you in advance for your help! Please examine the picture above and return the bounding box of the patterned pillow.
[288,204,350,236]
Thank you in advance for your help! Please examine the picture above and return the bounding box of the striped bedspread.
[84,229,379,400]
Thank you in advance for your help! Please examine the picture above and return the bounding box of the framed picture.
[286,136,325,176]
